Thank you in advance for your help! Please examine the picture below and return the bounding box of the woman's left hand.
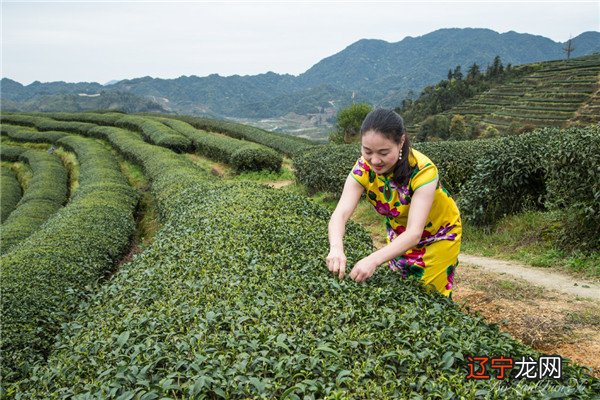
[349,257,379,282]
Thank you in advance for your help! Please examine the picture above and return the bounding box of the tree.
[453,65,463,81]
[480,124,500,138]
[449,114,467,140]
[563,37,576,59]
[418,114,450,141]
[332,102,373,144]
[466,63,481,81]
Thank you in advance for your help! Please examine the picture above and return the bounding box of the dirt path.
[454,262,600,378]
[460,254,600,300]
[265,180,294,189]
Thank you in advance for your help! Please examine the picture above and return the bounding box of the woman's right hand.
[326,246,347,279]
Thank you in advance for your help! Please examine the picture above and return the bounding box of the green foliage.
[115,115,193,152]
[160,118,282,172]
[398,56,521,126]
[292,140,499,198]
[0,135,138,384]
[1,166,22,223]
[459,128,555,226]
[417,114,450,141]
[480,125,500,139]
[334,103,372,144]
[415,139,498,195]
[1,124,69,143]
[152,113,316,157]
[0,148,68,254]
[544,125,600,250]
[293,144,360,196]
[448,114,467,141]
[38,111,125,125]
[14,181,598,399]
[0,144,26,161]
[0,113,96,135]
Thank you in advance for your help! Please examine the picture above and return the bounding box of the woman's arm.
[350,178,437,282]
[327,175,364,279]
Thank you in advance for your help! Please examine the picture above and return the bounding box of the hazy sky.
[2,1,599,85]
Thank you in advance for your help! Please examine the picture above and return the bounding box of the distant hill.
[0,89,167,113]
[2,28,599,120]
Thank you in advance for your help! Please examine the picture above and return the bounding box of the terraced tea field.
[1,112,598,398]
[446,54,600,132]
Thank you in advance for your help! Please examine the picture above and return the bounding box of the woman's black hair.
[360,108,413,187]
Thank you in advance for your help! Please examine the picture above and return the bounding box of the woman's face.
[361,130,403,174]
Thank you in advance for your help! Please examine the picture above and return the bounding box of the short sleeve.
[349,156,371,188]
[410,162,439,192]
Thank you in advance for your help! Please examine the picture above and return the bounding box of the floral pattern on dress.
[350,150,461,297]
[375,201,400,218]
[417,223,458,248]
[446,263,457,290]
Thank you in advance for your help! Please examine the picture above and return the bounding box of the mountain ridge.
[2,28,599,119]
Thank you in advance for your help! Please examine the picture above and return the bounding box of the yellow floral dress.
[350,149,462,297]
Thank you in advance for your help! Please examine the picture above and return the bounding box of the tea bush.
[0,148,68,254]
[544,125,600,250]
[159,113,316,156]
[115,115,193,152]
[14,183,598,399]
[159,118,282,172]
[0,135,138,384]
[293,144,359,195]
[0,113,96,135]
[86,125,209,218]
[292,141,498,197]
[0,144,26,160]
[37,111,124,125]
[1,166,22,222]
[458,129,555,226]
[1,124,69,143]
[415,139,498,195]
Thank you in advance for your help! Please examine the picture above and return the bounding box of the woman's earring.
[398,148,403,161]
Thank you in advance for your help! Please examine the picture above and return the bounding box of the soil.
[453,262,600,378]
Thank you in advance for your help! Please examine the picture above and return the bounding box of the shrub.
[0,135,138,384]
[544,125,600,250]
[160,118,282,172]
[153,114,316,157]
[459,129,556,226]
[293,140,499,197]
[14,182,597,399]
[293,144,360,196]
[115,115,193,152]
[1,166,22,223]
[0,148,68,254]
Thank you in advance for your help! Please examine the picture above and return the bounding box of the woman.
[326,108,461,297]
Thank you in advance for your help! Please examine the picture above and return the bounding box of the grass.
[1,161,32,191]
[461,210,600,281]
[184,154,295,183]
[118,157,160,248]
[53,148,79,197]
[1,139,79,199]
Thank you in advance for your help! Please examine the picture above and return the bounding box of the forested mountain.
[2,28,599,118]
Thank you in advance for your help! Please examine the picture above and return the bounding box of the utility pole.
[563,36,575,60]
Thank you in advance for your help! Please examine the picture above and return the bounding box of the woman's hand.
[326,246,347,279]
[349,256,379,282]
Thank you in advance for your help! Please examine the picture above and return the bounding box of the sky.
[1,1,599,85]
